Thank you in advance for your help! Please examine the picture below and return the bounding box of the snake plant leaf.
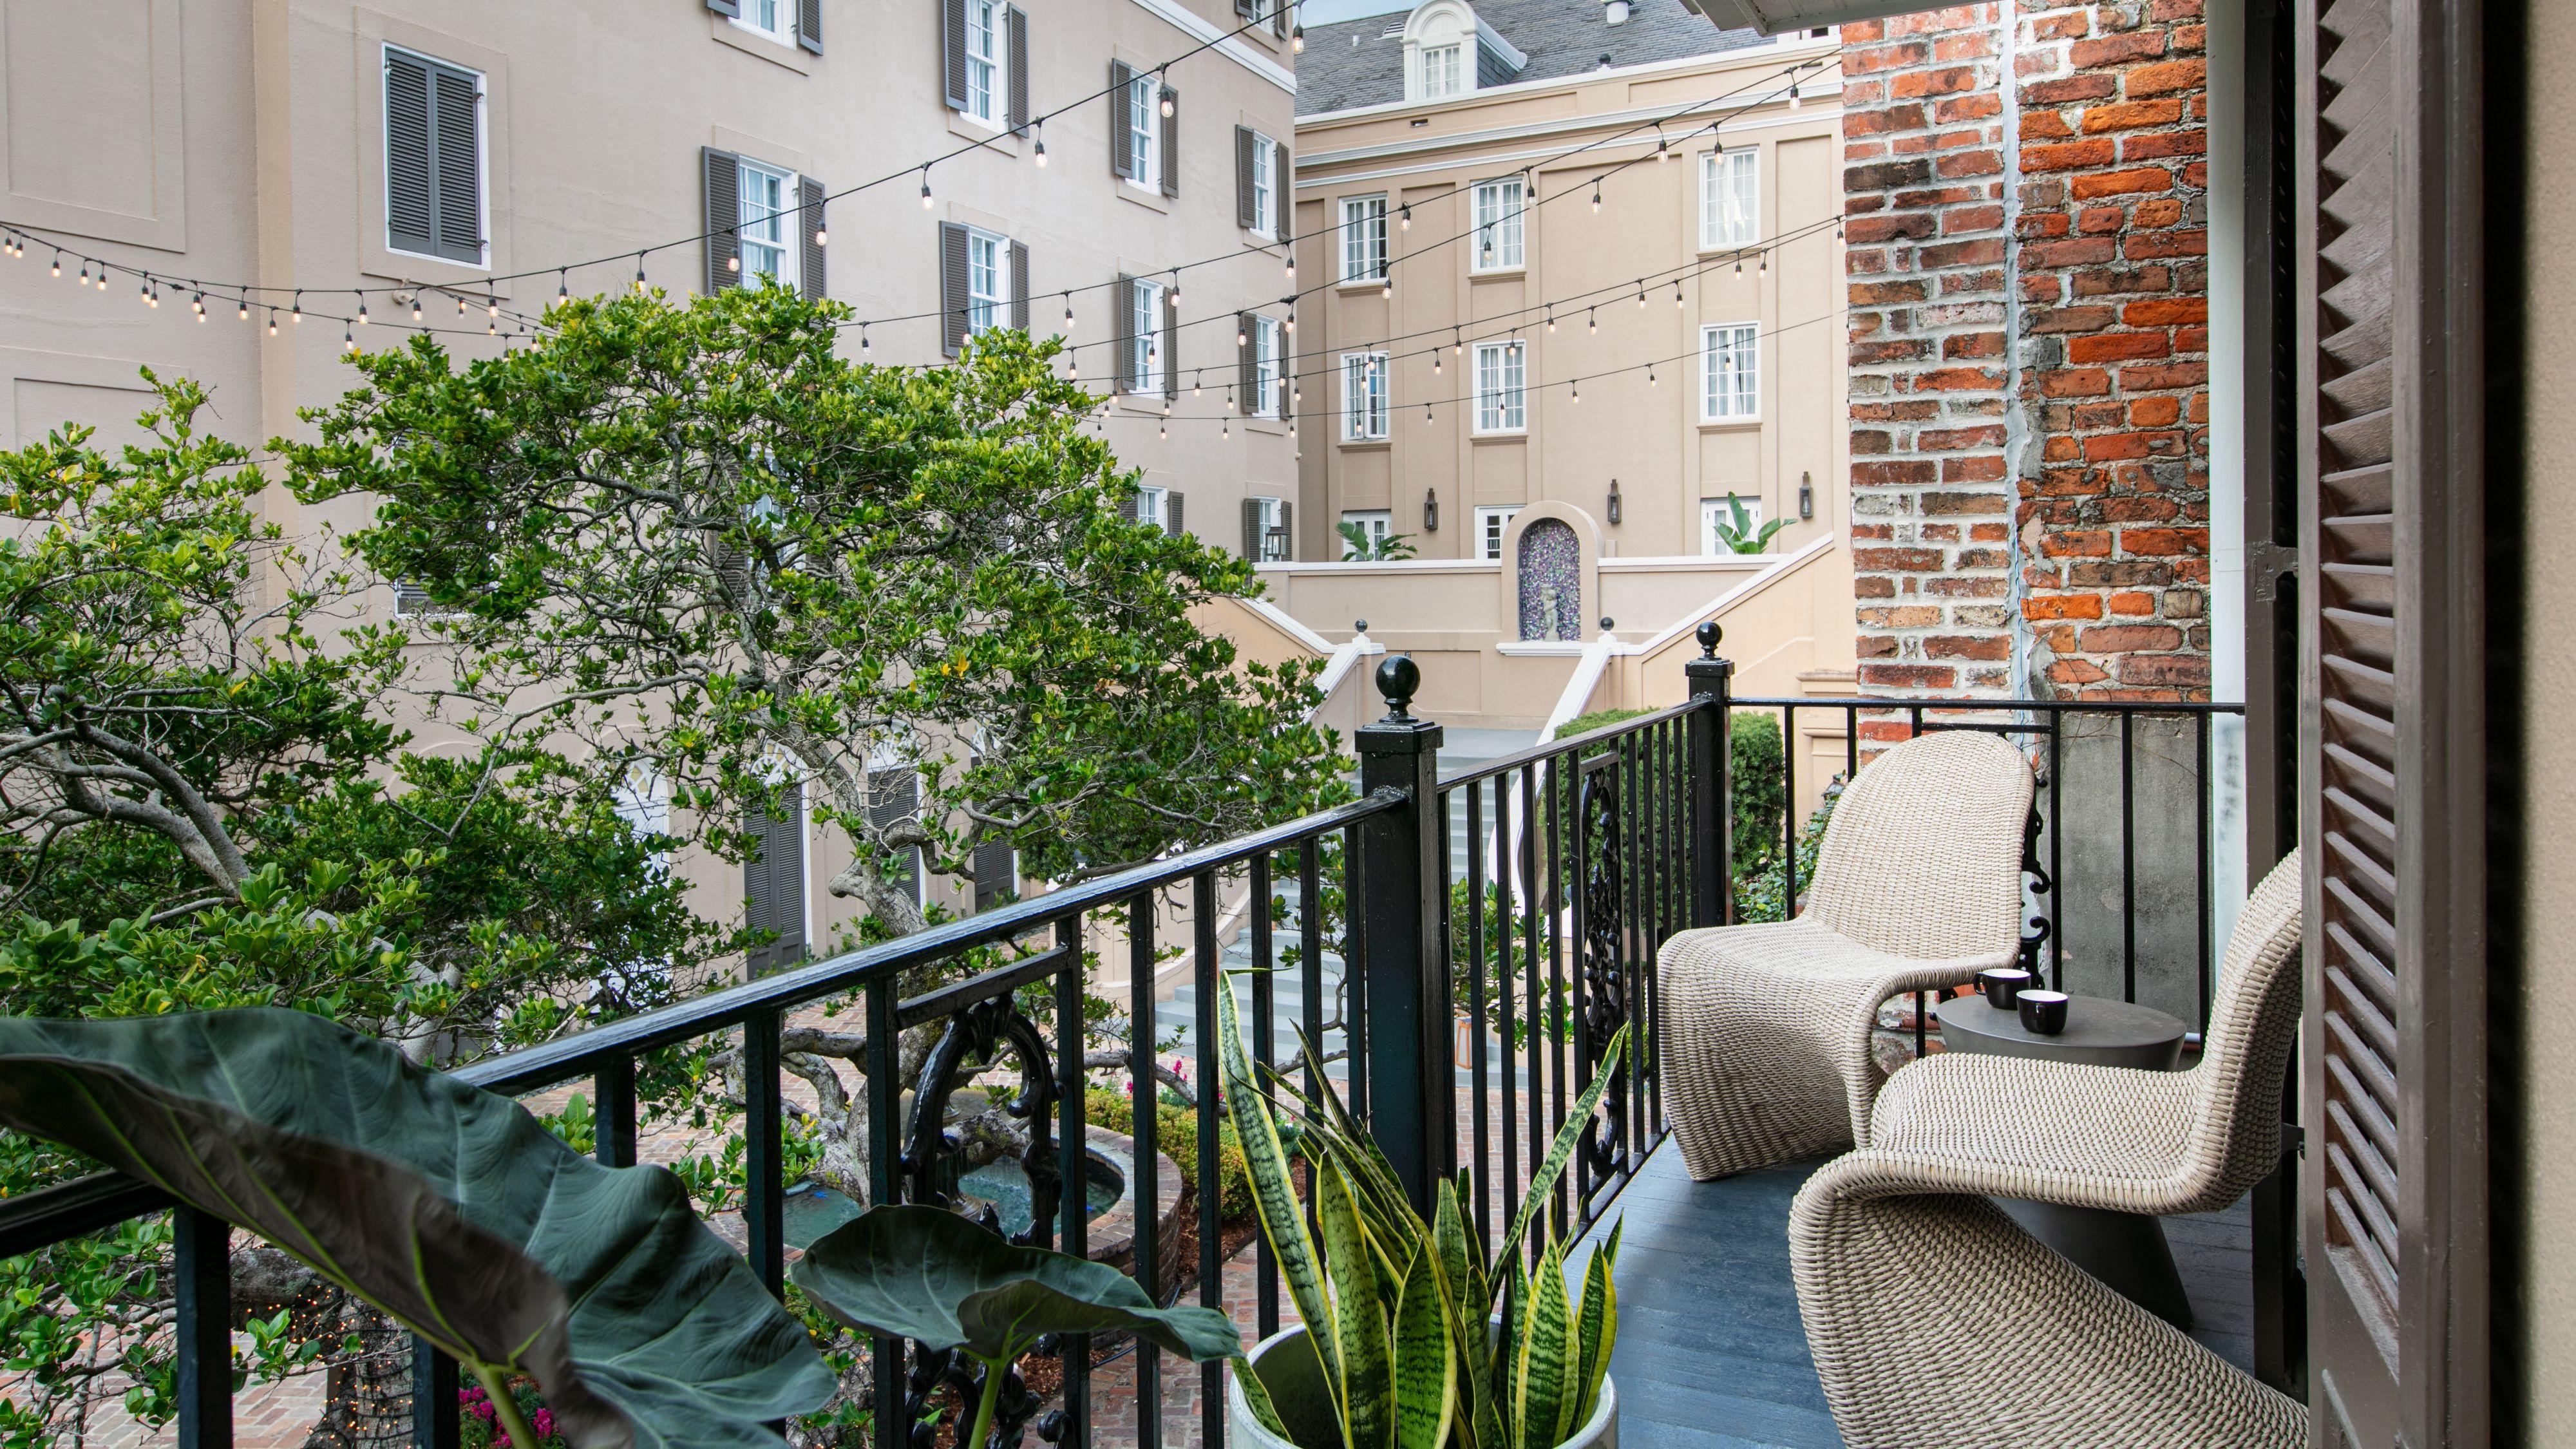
[1572,1221,1622,1430]
[792,1204,1243,1366]
[1433,1182,1499,1449]
[1216,979,1347,1415]
[1235,1352,1297,1441]
[0,1009,833,1449]
[1391,1242,1457,1449]
[1319,1161,1393,1449]
[1513,1241,1577,1449]
[1497,1028,1627,1274]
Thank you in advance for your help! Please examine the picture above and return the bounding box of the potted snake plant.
[1217,980,1625,1449]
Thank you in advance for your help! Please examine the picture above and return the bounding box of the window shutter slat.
[1162,285,1180,398]
[940,222,970,358]
[1159,86,1180,198]
[1236,127,1258,229]
[1236,0,1256,17]
[430,68,480,263]
[866,773,921,902]
[1109,62,1133,178]
[1241,498,1260,562]
[1278,502,1291,561]
[1119,491,1140,524]
[1274,141,1291,235]
[1114,274,1137,390]
[707,0,740,15]
[1009,240,1028,331]
[1239,312,1256,408]
[384,53,436,257]
[1168,491,1184,538]
[943,0,968,110]
[799,176,828,297]
[797,0,822,53]
[704,148,741,292]
[1007,7,1028,131]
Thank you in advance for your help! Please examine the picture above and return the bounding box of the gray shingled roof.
[1296,0,1764,117]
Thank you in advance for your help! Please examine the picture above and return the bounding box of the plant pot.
[1228,1325,1618,1448]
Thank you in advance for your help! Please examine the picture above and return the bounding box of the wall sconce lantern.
[1606,478,1623,525]
[1423,488,1440,533]
[1799,469,1814,520]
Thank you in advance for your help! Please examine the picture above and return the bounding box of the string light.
[267,308,278,335]
[1063,293,1074,331]
[1169,269,1180,303]
[860,323,871,354]
[237,298,249,321]
[1635,279,1646,308]
[1591,185,1602,213]
[920,167,934,207]
[355,292,368,324]
[1236,321,1248,347]
[1759,251,1768,274]
[51,251,61,277]
[76,260,87,286]
[457,294,468,317]
[412,296,424,323]
[1452,327,1462,355]
[813,213,828,247]
[1647,363,1658,386]
[1588,307,1597,334]
[193,291,206,321]
[343,323,355,352]
[632,254,647,291]
[292,291,303,323]
[1735,253,1745,276]
[1033,120,1048,166]
[488,290,499,317]
[1423,402,1433,426]
[1291,21,1303,52]
[558,270,569,303]
[1674,280,1685,308]
[1159,81,1174,117]
[1284,252,1294,281]
[1399,204,1411,231]
[1285,307,1296,333]
[1381,276,1392,299]
[1571,379,1581,403]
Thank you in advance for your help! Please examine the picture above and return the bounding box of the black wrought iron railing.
[0,632,2281,1448]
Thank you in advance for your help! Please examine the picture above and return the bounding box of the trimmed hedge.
[1082,1086,1255,1219]
[1551,706,1786,876]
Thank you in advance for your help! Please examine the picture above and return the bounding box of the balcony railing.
[0,634,2273,1446]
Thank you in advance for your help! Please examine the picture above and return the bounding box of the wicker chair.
[1656,729,2034,1180]
[1785,851,2308,1448]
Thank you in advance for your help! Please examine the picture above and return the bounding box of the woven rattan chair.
[1656,730,2034,1180]
[1784,851,2308,1448]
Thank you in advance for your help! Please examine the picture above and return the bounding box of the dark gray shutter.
[1274,0,1289,38]
[1159,86,1180,198]
[1239,312,1257,408]
[940,222,970,358]
[973,840,1017,912]
[1006,7,1028,133]
[384,53,436,258]
[1279,323,1293,421]
[1235,0,1256,17]
[430,68,481,262]
[1113,274,1137,390]
[800,176,827,298]
[1109,62,1134,178]
[866,772,922,903]
[707,0,739,15]
[743,785,806,975]
[797,0,822,53]
[1009,240,1028,331]
[1278,502,1292,561]
[1241,498,1261,561]
[704,149,741,292]
[942,0,967,110]
[1274,140,1291,234]
[1118,491,1140,524]
[1167,491,1184,538]
[1236,127,1258,229]
[1162,285,1180,399]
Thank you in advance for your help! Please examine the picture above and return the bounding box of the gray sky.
[1297,0,1414,24]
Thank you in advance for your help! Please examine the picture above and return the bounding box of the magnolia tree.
[284,287,1350,1201]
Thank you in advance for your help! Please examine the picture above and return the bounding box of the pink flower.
[471,1400,496,1423]
[534,1408,556,1440]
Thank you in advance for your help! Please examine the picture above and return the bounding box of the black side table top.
[1934,992,2189,1071]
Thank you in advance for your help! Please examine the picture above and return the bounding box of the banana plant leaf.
[0,1010,835,1449]
[791,1204,1244,1366]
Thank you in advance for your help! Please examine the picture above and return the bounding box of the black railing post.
[1354,654,1452,1216]
[172,1207,232,1449]
[1684,621,1736,928]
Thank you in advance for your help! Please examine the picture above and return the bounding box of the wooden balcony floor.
[1574,1142,2258,1448]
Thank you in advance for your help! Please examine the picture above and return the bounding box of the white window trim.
[1419,43,1464,100]
[1342,350,1390,440]
[1700,147,1760,252]
[1255,496,1289,562]
[962,0,1006,128]
[1130,278,1166,394]
[1701,495,1768,556]
[1470,176,1525,273]
[1340,509,1394,558]
[1253,314,1282,419]
[1249,129,1278,239]
[737,157,800,292]
[1472,339,1526,435]
[1137,484,1168,531]
[965,226,1010,336]
[1475,506,1522,560]
[1340,194,1388,283]
[1700,321,1761,422]
[382,44,490,270]
[731,0,797,46]
[1127,73,1161,193]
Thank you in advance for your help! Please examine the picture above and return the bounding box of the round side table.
[1932,991,2195,1330]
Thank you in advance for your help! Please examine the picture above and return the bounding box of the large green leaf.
[1215,975,1346,1422]
[1571,1222,1621,1431]
[1497,1028,1626,1274]
[1390,1242,1455,1449]
[1512,1242,1577,1449]
[1319,1160,1393,1449]
[0,1009,833,1449]
[791,1204,1242,1366]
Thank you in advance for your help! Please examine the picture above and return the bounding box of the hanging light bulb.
[1236,321,1248,347]
[1735,253,1745,276]
[1571,379,1581,403]
[1063,294,1075,331]
[267,308,278,336]
[1399,204,1412,231]
[1423,402,1433,426]
[1635,279,1646,308]
[356,292,369,323]
[192,291,205,317]
[1432,352,1441,375]
[632,254,647,291]
[1159,420,1168,439]
[1284,252,1295,281]
[1292,22,1303,52]
[860,324,871,354]
[813,213,828,247]
[1759,251,1768,274]
[238,298,250,321]
[1588,307,1597,334]
[1673,281,1684,308]
[1648,363,1658,386]
[1286,307,1297,332]
[292,291,303,323]
[1192,372,1203,397]
[412,297,424,323]
[144,281,156,307]
[1593,185,1604,213]
[1222,418,1230,439]
[1159,82,1173,118]
[920,167,934,207]
[1547,308,1557,333]
[558,270,570,303]
[343,324,356,352]
[457,294,468,317]
[488,315,497,336]
[488,292,498,317]
[73,259,84,285]
[1034,120,1048,166]
[1168,269,1180,303]
[51,251,62,277]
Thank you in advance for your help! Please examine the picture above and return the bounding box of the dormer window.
[1397,0,1516,104]
[1421,43,1463,98]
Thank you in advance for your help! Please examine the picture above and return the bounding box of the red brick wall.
[1841,0,2211,701]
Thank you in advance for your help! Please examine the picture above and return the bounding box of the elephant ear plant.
[792,1203,1245,1449]
[0,1010,835,1449]
[1217,980,1625,1449]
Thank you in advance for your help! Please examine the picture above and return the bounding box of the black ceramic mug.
[1977,967,2033,1009]
[2018,989,2070,1036]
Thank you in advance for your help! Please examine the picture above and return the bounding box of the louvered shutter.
[940,222,970,359]
[1242,498,1262,562]
[1238,312,1257,409]
[1009,241,1028,331]
[1159,86,1180,198]
[866,772,922,903]
[799,177,827,298]
[1274,140,1291,235]
[1119,491,1140,524]
[1236,128,1258,229]
[1109,62,1133,178]
[1007,8,1028,133]
[1167,491,1184,538]
[1162,285,1180,399]
[744,786,807,975]
[430,68,480,263]
[1112,275,1135,391]
[1278,502,1292,560]
[704,148,741,292]
[1236,0,1256,17]
[974,840,1017,912]
[1274,0,1288,38]
[384,53,436,257]
[2297,0,2490,1434]
[706,0,739,15]
[797,0,821,53]
[942,0,967,111]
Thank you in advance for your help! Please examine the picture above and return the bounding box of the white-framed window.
[965,228,1008,335]
[1475,506,1522,560]
[963,0,1005,126]
[1127,72,1160,190]
[1419,43,1464,99]
[1701,147,1759,251]
[732,0,797,43]
[1250,131,1278,238]
[1702,495,1767,556]
[1253,496,1289,561]
[1701,323,1761,421]
[1341,351,1390,440]
[612,766,672,875]
[1340,510,1393,558]
[1253,314,1282,418]
[1471,176,1525,271]
[738,158,798,289]
[1473,339,1526,433]
[1137,485,1168,531]
[1341,195,1388,281]
[1128,278,1165,393]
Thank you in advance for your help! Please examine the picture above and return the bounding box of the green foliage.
[1084,1086,1257,1219]
[1446,878,1569,1050]
[1709,493,1788,555]
[1734,782,1841,925]
[1336,522,1418,562]
[1545,706,1790,919]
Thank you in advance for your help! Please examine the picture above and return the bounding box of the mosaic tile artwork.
[1517,517,1581,641]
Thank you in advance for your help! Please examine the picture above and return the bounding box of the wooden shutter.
[1239,312,1258,409]
[1119,491,1140,524]
[1162,285,1180,399]
[1009,240,1028,331]
[800,177,827,298]
[385,52,481,265]
[1278,502,1292,561]
[974,840,1017,912]
[1275,140,1292,234]
[1241,498,1262,562]
[2296,0,2490,1434]
[1007,7,1028,133]
[1167,491,1184,538]
[942,0,967,110]
[866,772,922,903]
[1236,127,1259,229]
[940,222,970,359]
[430,68,480,263]
[1109,62,1133,178]
[743,786,806,976]
[797,0,821,52]
[385,53,437,258]
[704,149,741,292]
[1159,86,1180,198]
[1236,0,1257,17]
[1274,0,1289,38]
[1113,274,1137,391]
[706,0,739,15]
